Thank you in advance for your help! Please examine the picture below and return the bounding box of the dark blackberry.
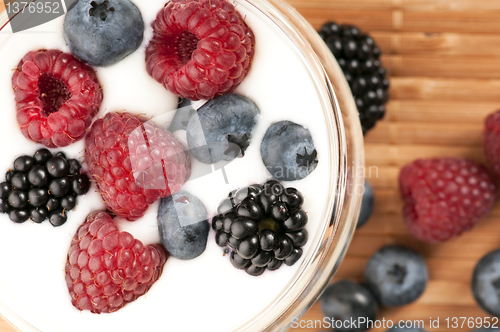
[319,21,389,134]
[212,179,308,276]
[0,149,89,225]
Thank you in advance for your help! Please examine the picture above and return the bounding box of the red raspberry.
[145,0,255,100]
[12,49,102,148]
[399,158,497,243]
[484,110,500,177]
[85,112,190,220]
[65,211,167,314]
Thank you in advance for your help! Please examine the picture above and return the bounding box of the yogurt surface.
[0,1,335,331]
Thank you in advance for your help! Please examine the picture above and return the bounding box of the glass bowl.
[0,0,364,331]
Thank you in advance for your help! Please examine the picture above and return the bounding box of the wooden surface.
[2,0,500,331]
[286,0,500,331]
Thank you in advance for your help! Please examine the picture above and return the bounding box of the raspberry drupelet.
[85,112,191,220]
[12,49,102,147]
[65,211,168,313]
[145,0,255,100]
[399,158,497,243]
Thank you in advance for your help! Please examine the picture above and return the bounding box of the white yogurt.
[0,1,334,331]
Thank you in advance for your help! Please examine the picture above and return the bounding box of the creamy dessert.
[0,0,335,331]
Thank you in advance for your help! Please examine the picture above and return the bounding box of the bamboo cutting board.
[1,0,500,332]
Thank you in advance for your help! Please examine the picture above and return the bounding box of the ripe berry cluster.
[213,179,308,276]
[0,149,91,226]
[318,21,389,134]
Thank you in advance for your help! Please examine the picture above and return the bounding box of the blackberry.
[0,149,91,226]
[319,21,390,134]
[212,179,308,276]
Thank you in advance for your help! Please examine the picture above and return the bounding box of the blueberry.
[364,245,428,306]
[64,0,144,66]
[169,98,196,132]
[471,249,500,316]
[261,121,318,181]
[157,190,209,260]
[320,280,378,332]
[186,94,260,164]
[357,180,374,228]
[386,323,427,331]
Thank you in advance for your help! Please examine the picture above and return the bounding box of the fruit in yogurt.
[320,280,378,332]
[261,121,318,181]
[0,148,90,225]
[318,22,389,135]
[64,0,144,66]
[399,158,497,243]
[85,112,191,220]
[472,249,500,316]
[65,211,167,313]
[213,179,308,276]
[364,245,428,306]
[12,49,102,147]
[145,0,255,100]
[187,94,259,164]
[157,190,209,260]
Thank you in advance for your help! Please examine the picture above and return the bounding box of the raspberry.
[85,112,191,220]
[12,49,102,147]
[145,0,255,100]
[65,211,167,313]
[484,110,500,177]
[399,158,497,243]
